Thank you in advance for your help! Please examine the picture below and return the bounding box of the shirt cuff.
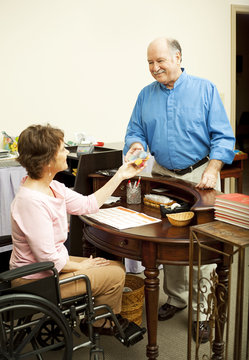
[209,148,235,165]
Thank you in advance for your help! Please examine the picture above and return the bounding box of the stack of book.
[214,193,249,229]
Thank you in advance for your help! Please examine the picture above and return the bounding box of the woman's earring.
[48,164,52,177]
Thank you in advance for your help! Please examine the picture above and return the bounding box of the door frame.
[230,5,249,193]
[231,5,249,134]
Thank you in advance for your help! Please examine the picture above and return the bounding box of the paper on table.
[85,206,161,230]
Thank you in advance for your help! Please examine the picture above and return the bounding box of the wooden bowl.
[166,211,194,227]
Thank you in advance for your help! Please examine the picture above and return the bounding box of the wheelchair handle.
[0,261,55,282]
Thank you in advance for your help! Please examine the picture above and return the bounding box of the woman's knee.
[108,261,126,283]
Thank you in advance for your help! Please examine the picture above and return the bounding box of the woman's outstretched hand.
[93,158,147,208]
[116,159,147,180]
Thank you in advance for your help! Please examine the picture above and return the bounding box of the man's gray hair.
[167,38,182,62]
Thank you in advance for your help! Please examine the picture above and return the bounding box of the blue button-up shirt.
[124,69,235,170]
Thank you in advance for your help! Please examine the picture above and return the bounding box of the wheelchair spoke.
[0,313,8,353]
[0,294,73,360]
[14,314,49,354]
[37,319,66,349]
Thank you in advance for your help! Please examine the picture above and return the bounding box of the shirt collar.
[160,68,186,91]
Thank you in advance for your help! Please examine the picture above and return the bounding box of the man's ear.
[176,51,181,64]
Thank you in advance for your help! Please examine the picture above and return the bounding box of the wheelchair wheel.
[0,293,73,360]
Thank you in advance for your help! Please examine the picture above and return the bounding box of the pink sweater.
[10,179,99,278]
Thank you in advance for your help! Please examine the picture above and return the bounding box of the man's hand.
[196,159,223,189]
[124,142,144,162]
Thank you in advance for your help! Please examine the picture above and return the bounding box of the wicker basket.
[166,211,194,227]
[120,274,145,326]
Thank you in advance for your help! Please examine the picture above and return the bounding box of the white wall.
[0,0,248,145]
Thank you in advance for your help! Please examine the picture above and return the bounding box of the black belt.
[170,156,209,176]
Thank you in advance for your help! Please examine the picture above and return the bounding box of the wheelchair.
[0,261,146,360]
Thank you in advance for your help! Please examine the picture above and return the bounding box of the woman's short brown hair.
[17,124,64,179]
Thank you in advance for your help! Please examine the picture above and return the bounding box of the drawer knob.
[119,239,128,247]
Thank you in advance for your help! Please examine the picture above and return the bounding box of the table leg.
[187,232,194,360]
[234,248,245,359]
[212,263,229,360]
[142,242,159,360]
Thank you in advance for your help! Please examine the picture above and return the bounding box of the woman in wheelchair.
[9,124,146,337]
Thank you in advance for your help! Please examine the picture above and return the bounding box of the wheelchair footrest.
[114,321,146,347]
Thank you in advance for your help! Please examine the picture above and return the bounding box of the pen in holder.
[126,181,141,204]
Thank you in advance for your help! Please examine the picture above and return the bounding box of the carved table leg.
[142,242,159,360]
[212,263,229,360]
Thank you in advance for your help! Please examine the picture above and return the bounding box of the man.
[124,37,235,343]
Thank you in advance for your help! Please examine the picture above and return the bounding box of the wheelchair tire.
[0,293,73,360]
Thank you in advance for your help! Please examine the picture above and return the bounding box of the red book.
[215,193,249,210]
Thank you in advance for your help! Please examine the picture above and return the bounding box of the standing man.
[124,37,235,343]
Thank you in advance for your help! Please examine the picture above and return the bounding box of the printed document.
[85,206,161,230]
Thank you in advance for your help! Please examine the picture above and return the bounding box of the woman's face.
[51,141,69,174]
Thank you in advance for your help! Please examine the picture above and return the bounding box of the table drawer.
[84,226,142,259]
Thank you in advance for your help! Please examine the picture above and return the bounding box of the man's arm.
[124,91,148,158]
[196,85,235,190]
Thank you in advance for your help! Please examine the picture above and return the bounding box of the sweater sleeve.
[11,197,67,273]
[63,187,99,215]
[52,180,100,215]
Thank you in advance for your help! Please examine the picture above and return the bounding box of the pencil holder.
[127,183,141,204]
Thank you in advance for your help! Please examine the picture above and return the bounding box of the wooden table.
[78,175,228,360]
[189,222,249,360]
[220,152,248,193]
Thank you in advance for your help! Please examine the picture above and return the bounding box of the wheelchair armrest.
[0,261,55,282]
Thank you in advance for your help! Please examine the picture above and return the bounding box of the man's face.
[147,40,181,88]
